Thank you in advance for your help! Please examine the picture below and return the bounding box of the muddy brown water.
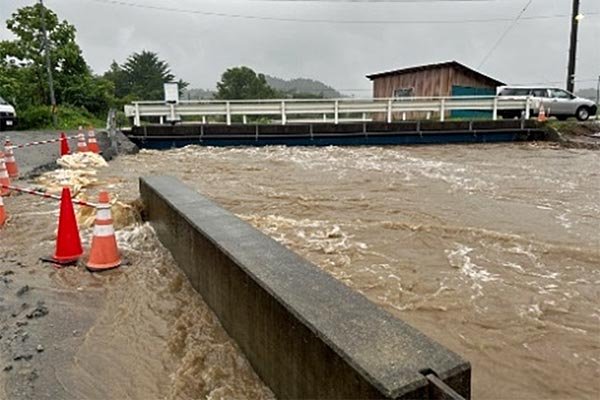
[2,143,599,399]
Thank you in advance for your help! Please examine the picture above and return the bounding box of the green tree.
[0,4,87,107]
[0,63,37,108]
[61,75,115,115]
[0,4,113,117]
[216,66,278,100]
[105,50,188,101]
[103,60,129,98]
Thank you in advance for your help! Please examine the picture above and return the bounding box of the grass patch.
[17,105,105,131]
[548,120,599,136]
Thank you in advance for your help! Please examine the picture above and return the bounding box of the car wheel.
[576,106,590,121]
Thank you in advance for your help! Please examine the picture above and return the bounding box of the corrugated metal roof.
[366,61,505,86]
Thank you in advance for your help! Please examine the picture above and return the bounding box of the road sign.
[164,82,179,104]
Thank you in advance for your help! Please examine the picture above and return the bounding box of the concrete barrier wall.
[140,176,471,399]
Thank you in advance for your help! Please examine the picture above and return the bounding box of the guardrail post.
[525,96,531,119]
[226,101,231,126]
[134,103,141,126]
[281,101,286,125]
[243,115,248,125]
[170,104,176,122]
[402,112,406,121]
[362,112,367,122]
[387,99,392,123]
[440,98,446,122]
[492,97,498,120]
[323,114,327,122]
[334,100,339,124]
[202,116,207,124]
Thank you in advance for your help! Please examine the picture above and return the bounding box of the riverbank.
[545,121,600,149]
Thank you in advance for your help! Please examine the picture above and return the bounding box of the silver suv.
[497,86,597,121]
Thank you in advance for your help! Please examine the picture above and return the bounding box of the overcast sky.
[1,0,599,96]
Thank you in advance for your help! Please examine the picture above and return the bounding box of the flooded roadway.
[0,161,274,399]
[2,142,599,399]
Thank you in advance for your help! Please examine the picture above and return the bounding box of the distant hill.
[182,75,343,100]
[576,88,598,102]
[265,75,343,98]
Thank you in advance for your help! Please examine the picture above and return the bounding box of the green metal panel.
[451,86,495,119]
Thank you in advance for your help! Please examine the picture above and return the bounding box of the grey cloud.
[1,0,598,95]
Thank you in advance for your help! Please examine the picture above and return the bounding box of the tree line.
[0,4,323,129]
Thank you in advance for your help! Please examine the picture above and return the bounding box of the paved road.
[0,130,80,178]
[0,129,134,178]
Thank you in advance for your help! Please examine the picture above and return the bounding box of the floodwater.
[0,172,274,398]
[2,143,599,399]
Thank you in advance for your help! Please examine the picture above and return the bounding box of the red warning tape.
[0,184,101,208]
[6,135,78,150]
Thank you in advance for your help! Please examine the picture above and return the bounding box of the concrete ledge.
[140,176,471,399]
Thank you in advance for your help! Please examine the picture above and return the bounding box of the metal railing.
[124,96,534,126]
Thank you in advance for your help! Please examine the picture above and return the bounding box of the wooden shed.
[367,61,505,120]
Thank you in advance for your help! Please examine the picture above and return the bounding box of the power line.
[477,0,533,68]
[288,77,600,92]
[243,0,504,2]
[86,0,591,25]
[511,78,598,85]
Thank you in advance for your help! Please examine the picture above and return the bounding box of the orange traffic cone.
[0,153,11,197]
[60,132,70,156]
[87,128,100,154]
[537,104,547,122]
[77,132,88,153]
[52,187,83,264]
[87,191,121,272]
[4,138,19,179]
[0,195,6,227]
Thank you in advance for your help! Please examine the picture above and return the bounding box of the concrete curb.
[140,176,471,399]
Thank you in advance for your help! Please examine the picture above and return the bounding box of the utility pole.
[596,75,600,108]
[39,0,57,127]
[566,0,580,93]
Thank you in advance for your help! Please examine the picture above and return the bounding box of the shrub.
[17,105,104,130]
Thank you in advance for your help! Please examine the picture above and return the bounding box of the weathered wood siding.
[371,66,498,120]
[372,66,497,98]
[373,66,451,98]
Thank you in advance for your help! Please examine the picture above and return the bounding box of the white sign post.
[164,82,180,123]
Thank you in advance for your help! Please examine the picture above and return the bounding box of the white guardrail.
[124,96,535,126]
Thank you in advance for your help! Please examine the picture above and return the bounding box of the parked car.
[0,96,17,130]
[497,86,597,121]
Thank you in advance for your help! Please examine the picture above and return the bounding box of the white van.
[497,86,597,121]
[0,96,17,130]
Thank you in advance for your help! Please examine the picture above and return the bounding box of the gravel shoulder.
[0,131,132,399]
